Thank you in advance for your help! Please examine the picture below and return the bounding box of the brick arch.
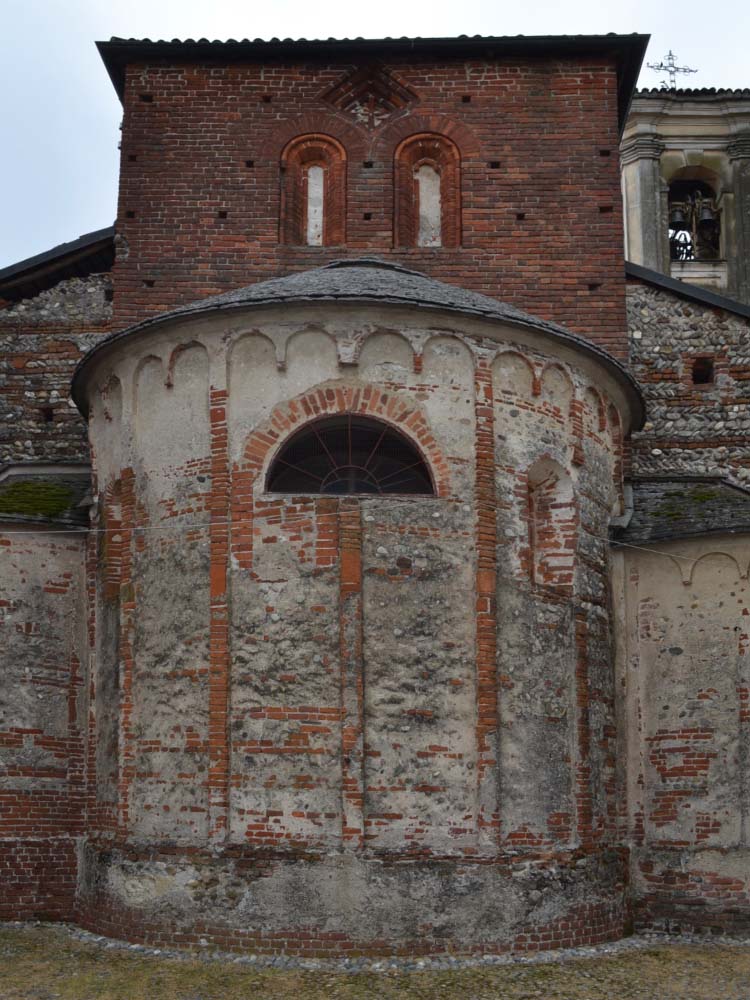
[280,134,348,245]
[273,112,367,156]
[393,133,461,248]
[370,114,480,160]
[238,383,451,497]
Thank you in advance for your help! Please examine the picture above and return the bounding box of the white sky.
[2,0,748,268]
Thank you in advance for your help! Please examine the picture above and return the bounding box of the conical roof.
[71,259,644,424]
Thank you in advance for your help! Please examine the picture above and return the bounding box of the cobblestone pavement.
[1,924,750,999]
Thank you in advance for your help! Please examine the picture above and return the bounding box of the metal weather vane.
[647,50,698,90]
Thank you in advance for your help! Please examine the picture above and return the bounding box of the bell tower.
[621,87,750,304]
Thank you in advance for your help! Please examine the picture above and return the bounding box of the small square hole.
[588,282,602,291]
[692,357,714,385]
[128,154,138,162]
[363,160,374,169]
[125,210,136,219]
[488,161,501,169]
[516,212,526,221]
[40,407,54,424]
[599,149,611,157]
[363,212,372,220]
[104,288,114,302]
[139,93,153,103]
[218,210,228,219]
[245,159,255,168]
[261,94,272,103]
[599,205,613,214]
[461,95,471,103]
[143,279,155,288]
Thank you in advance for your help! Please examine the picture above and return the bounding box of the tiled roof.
[96,34,648,130]
[613,476,750,546]
[71,258,644,423]
[636,87,750,97]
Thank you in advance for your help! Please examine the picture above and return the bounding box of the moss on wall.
[0,481,74,518]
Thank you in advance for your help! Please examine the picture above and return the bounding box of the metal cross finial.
[647,50,698,90]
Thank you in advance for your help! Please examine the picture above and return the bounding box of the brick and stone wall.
[68,295,633,954]
[627,279,750,483]
[0,275,112,466]
[613,535,750,935]
[112,53,627,356]
[0,529,86,920]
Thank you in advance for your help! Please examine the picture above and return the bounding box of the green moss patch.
[0,480,74,518]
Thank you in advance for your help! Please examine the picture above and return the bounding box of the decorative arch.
[540,363,574,416]
[583,387,606,435]
[493,351,536,400]
[239,384,451,497]
[394,133,461,248]
[525,457,577,595]
[280,134,347,246]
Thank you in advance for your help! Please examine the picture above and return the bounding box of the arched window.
[394,133,460,248]
[267,415,434,495]
[668,177,721,262]
[280,134,346,246]
[527,459,577,594]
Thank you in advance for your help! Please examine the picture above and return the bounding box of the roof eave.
[96,33,649,131]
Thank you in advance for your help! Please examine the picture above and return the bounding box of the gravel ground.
[1,922,749,999]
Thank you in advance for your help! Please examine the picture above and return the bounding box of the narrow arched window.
[527,459,577,594]
[280,134,346,246]
[394,133,460,248]
[267,415,434,495]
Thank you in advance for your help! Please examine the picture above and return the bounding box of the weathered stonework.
[0,274,112,465]
[614,534,750,934]
[5,31,750,957]
[627,280,750,482]
[61,260,637,954]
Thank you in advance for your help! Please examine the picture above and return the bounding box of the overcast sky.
[2,0,748,269]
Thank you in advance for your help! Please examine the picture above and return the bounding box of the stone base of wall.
[0,838,78,921]
[633,848,750,937]
[71,842,629,957]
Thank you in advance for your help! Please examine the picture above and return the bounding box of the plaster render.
[614,533,750,933]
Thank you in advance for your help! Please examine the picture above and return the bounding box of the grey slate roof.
[613,476,750,546]
[0,226,114,302]
[71,258,644,424]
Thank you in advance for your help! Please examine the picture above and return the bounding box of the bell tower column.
[728,131,750,303]
[621,134,667,271]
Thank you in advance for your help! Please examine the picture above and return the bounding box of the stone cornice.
[620,135,665,165]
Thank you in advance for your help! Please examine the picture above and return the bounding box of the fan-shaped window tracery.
[267,415,435,495]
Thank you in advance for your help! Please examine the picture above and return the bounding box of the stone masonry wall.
[112,54,628,357]
[0,274,112,466]
[70,299,630,955]
[0,529,87,920]
[626,280,750,483]
[614,535,750,935]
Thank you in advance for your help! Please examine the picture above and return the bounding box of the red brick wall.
[113,54,627,356]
